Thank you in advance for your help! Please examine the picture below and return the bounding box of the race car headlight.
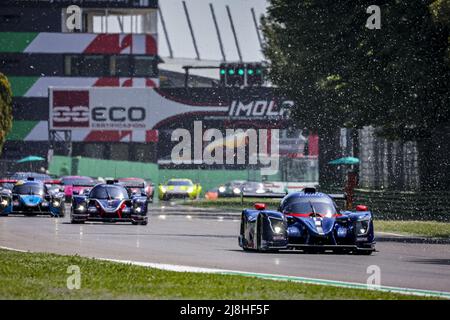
[355,218,370,235]
[52,200,60,207]
[233,188,241,194]
[134,206,142,213]
[160,186,167,193]
[269,218,284,234]
[187,187,194,193]
[1,199,8,206]
[218,186,226,193]
[41,201,49,207]
[76,204,86,212]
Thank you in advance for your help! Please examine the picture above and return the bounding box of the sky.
[157,0,268,62]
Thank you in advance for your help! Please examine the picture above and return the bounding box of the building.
[1,0,160,162]
[0,0,319,184]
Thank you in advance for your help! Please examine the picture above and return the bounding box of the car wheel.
[256,215,264,251]
[58,206,65,218]
[303,248,321,254]
[355,249,373,255]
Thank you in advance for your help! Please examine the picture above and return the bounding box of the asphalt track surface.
[1,203,450,293]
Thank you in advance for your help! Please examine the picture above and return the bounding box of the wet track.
[1,203,450,293]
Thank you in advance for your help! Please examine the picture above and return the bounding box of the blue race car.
[70,180,148,225]
[238,188,375,255]
[0,178,65,217]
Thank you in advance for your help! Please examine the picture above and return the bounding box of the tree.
[0,73,13,157]
[262,0,382,188]
[262,0,450,190]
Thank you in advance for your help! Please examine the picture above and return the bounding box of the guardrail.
[354,189,450,221]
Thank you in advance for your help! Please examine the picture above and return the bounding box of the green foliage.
[430,0,450,64]
[262,0,450,140]
[0,73,13,155]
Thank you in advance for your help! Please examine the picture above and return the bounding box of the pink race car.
[61,176,96,202]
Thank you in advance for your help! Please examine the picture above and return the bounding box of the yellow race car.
[158,179,202,201]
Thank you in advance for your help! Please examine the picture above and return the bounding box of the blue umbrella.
[328,157,360,165]
[16,156,45,163]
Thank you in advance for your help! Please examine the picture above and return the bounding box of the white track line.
[1,246,450,299]
[100,258,450,299]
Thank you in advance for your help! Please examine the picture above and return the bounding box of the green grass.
[183,198,280,211]
[184,199,450,239]
[0,249,427,300]
[374,220,450,238]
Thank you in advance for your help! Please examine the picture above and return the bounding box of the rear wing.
[118,182,145,188]
[123,184,145,189]
[121,183,146,193]
[240,188,347,206]
[0,179,17,184]
[71,183,96,188]
[44,179,62,185]
[328,194,346,200]
[241,192,286,199]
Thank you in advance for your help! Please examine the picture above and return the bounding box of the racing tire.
[354,249,373,255]
[132,220,148,226]
[303,247,324,254]
[256,215,272,252]
[24,213,38,217]
[254,216,280,253]
[58,206,65,218]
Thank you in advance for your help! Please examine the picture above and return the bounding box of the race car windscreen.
[89,185,129,200]
[61,177,95,186]
[167,180,193,186]
[12,184,45,196]
[118,179,145,187]
[284,198,337,216]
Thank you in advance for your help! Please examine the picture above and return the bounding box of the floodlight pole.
[183,1,201,60]
[210,3,226,62]
[226,5,242,62]
[158,7,173,59]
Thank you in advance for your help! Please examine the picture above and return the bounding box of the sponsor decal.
[52,90,89,128]
[91,106,146,129]
[227,99,293,119]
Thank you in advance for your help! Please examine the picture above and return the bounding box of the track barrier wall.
[48,156,281,199]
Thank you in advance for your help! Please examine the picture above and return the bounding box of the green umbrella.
[16,155,45,163]
[328,156,360,165]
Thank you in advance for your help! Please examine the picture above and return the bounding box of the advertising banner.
[49,87,295,141]
[47,87,316,159]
